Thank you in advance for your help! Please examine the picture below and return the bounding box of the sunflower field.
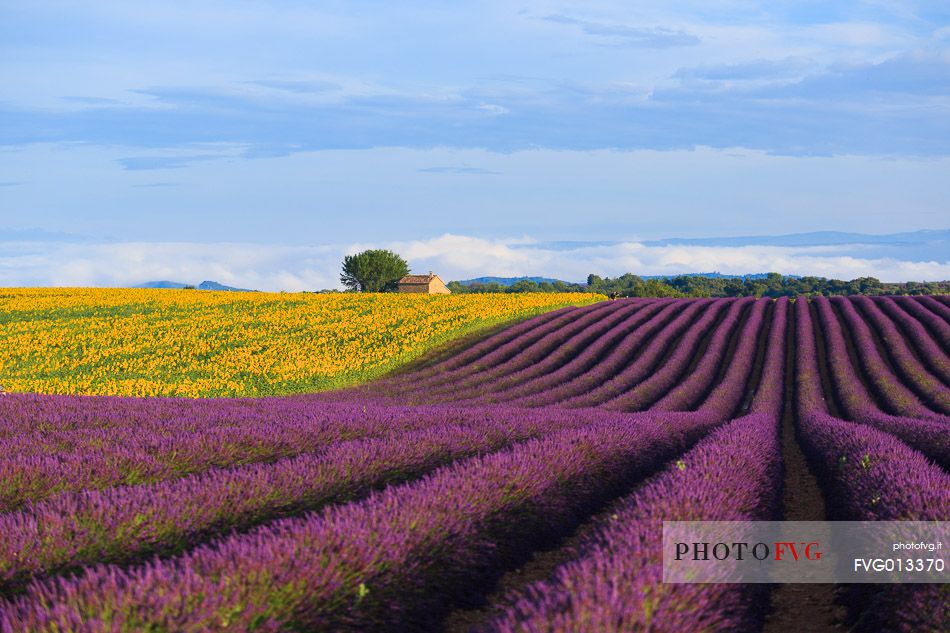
[0,288,603,397]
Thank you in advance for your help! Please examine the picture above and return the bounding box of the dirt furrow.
[763,298,846,633]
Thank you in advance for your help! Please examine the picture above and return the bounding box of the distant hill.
[455,276,576,286]
[136,280,190,289]
[135,280,255,292]
[197,280,254,292]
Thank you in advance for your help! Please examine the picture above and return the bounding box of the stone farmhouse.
[397,272,451,294]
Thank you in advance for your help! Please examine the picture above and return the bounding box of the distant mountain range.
[135,280,254,292]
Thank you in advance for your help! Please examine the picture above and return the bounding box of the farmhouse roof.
[399,274,439,284]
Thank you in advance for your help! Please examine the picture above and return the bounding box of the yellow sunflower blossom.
[0,288,604,397]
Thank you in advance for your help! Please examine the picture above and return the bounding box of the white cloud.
[1,234,947,291]
[0,241,343,291]
[477,104,509,115]
[398,238,950,283]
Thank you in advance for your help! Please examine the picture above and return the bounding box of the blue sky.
[1,1,948,288]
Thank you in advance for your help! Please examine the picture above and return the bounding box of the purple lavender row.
[658,296,785,421]
[484,302,789,631]
[0,401,438,459]
[335,305,592,401]
[455,299,672,406]
[798,300,949,467]
[552,299,715,409]
[0,391,454,437]
[796,389,949,521]
[828,296,940,418]
[372,305,577,381]
[413,300,640,401]
[651,297,764,412]
[687,296,787,421]
[0,392,294,436]
[916,295,950,322]
[383,300,626,396]
[874,297,950,385]
[406,300,633,399]
[603,298,744,411]
[437,300,665,404]
[795,297,831,415]
[812,296,914,418]
[851,297,950,413]
[694,296,785,422]
[2,424,298,460]
[0,401,545,511]
[890,296,950,355]
[0,413,723,631]
[795,305,947,632]
[747,297,789,416]
[850,412,950,470]
[0,405,648,595]
[504,300,687,408]
[796,412,949,632]
[0,408,427,511]
[489,413,782,633]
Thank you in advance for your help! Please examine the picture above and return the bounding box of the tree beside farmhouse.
[340,250,411,292]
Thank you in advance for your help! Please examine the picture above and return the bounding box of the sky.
[1,1,948,288]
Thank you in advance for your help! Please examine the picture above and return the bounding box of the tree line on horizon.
[335,249,949,297]
[447,273,950,298]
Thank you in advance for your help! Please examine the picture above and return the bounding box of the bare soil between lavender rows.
[763,309,846,633]
[761,413,847,632]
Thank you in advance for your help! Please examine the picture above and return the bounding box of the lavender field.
[1,296,948,632]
